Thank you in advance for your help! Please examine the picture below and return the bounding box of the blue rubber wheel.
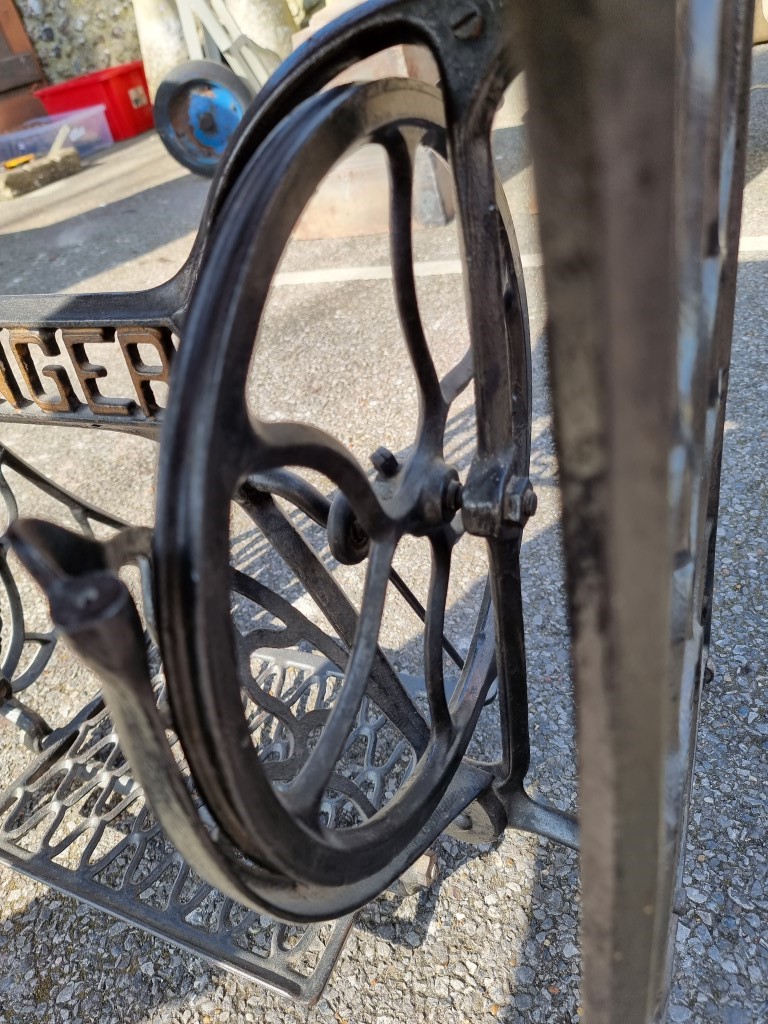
[154,60,256,178]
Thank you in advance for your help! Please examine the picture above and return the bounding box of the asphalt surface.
[0,52,766,1024]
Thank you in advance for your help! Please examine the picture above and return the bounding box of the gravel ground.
[0,52,766,1024]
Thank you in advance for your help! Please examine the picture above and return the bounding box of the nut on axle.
[461,459,538,537]
[504,477,538,524]
[370,446,399,478]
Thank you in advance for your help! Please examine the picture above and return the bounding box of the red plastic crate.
[34,61,154,142]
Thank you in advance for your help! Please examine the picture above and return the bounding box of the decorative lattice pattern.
[0,650,381,1003]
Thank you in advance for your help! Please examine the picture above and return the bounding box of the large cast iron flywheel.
[149,78,532,920]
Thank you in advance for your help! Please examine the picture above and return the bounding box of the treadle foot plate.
[0,648,382,1005]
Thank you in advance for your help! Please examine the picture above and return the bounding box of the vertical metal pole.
[511,2,679,1020]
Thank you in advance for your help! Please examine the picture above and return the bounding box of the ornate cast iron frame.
[0,0,755,1021]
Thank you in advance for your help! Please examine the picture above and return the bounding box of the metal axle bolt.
[444,478,464,516]
[198,111,216,133]
[450,2,484,40]
[371,446,399,477]
[502,477,538,525]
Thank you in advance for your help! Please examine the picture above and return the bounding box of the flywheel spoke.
[284,535,397,822]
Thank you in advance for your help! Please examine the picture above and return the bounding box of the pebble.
[669,1008,692,1022]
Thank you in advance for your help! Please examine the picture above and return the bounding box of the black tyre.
[154,60,256,178]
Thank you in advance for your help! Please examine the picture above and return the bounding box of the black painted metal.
[0,0,563,927]
[0,0,752,1016]
[3,5,557,917]
[0,652,360,1004]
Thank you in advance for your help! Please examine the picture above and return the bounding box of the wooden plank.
[0,51,40,93]
[0,52,41,94]
[0,0,38,54]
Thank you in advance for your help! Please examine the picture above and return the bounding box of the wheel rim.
[154,79,531,914]
[169,79,247,169]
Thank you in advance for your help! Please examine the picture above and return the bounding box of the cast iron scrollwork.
[9,67,566,921]
[4,0,586,925]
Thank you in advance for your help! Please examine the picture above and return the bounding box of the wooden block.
[293,142,454,241]
[1,148,81,200]
[294,145,390,239]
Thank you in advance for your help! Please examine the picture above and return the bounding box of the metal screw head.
[450,2,484,40]
[370,446,399,477]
